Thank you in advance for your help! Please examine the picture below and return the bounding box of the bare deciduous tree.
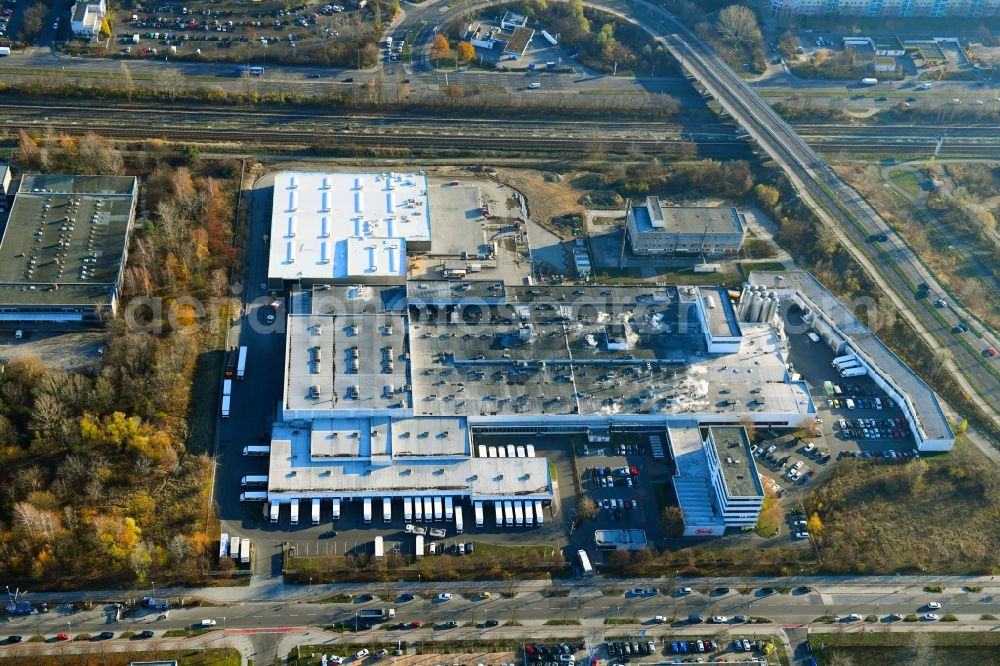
[716,5,762,50]
[77,133,125,175]
[120,62,134,102]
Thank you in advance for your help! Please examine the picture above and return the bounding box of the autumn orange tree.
[431,34,452,61]
[457,41,476,62]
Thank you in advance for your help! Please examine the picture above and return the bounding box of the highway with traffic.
[3,578,997,640]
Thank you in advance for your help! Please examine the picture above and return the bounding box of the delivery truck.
[474,501,484,527]
[363,497,372,524]
[311,498,321,525]
[243,445,270,456]
[454,506,464,533]
[359,607,395,622]
[241,475,268,486]
[236,345,248,379]
[290,500,300,525]
[240,491,267,502]
[240,538,251,564]
[374,535,384,559]
[861,77,878,85]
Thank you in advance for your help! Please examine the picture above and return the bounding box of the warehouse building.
[625,197,745,257]
[0,173,138,326]
[266,170,432,288]
[256,279,818,531]
[747,271,954,451]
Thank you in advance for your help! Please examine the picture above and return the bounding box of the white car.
[558,655,575,663]
[922,613,939,621]
[436,593,453,602]
[330,657,345,665]
[793,460,804,470]
[355,649,370,659]
[265,311,276,323]
[653,615,667,623]
[927,602,942,610]
[803,443,815,454]
[710,616,728,624]
[843,613,862,622]
[200,619,217,626]
[795,531,810,539]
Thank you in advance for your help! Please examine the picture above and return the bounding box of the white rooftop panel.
[268,171,430,281]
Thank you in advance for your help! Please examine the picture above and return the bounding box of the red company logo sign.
[695,528,715,535]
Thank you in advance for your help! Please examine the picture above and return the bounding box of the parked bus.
[235,65,264,76]
[578,549,594,575]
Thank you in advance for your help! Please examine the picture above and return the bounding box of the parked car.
[435,593,452,602]
[355,649,370,659]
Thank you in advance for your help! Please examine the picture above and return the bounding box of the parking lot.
[107,0,376,65]
[522,635,773,665]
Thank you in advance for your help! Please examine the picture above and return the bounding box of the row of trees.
[0,135,239,587]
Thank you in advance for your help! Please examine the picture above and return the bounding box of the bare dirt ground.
[491,169,586,233]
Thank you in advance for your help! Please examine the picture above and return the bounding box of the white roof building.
[267,171,431,285]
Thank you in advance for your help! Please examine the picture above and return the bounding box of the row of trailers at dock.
[238,485,545,532]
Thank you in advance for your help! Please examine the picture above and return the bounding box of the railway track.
[5,120,997,157]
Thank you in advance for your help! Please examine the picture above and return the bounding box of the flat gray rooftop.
[310,284,409,315]
[409,311,811,419]
[699,286,742,338]
[749,271,953,443]
[407,279,506,304]
[709,426,761,498]
[0,174,136,305]
[426,181,488,257]
[633,204,742,236]
[267,427,551,500]
[283,312,410,412]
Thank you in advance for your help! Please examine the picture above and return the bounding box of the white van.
[527,82,541,89]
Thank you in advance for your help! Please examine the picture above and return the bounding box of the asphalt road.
[2,583,997,638]
[214,171,289,577]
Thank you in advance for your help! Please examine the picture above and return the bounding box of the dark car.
[440,621,458,629]
[484,619,499,627]
[712,587,730,595]
[398,593,414,602]
[6,636,22,644]
[137,630,155,639]
[96,631,115,641]
[343,77,354,82]
[759,587,775,595]
[308,73,322,78]
[688,613,704,624]
[356,594,374,602]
